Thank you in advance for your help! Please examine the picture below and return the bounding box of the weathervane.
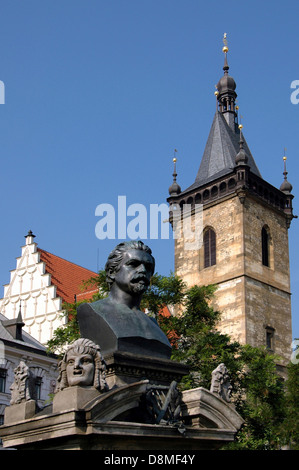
[283,148,287,174]
[168,149,181,196]
[222,33,229,74]
[223,33,228,53]
[173,149,178,171]
[280,147,293,195]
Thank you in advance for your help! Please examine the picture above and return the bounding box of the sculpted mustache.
[131,275,150,285]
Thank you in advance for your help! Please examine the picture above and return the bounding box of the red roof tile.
[38,248,98,304]
[159,305,171,317]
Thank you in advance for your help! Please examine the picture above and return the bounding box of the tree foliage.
[46,270,108,356]
[278,355,299,449]
[158,284,241,391]
[227,345,287,449]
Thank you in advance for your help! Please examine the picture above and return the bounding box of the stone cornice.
[168,167,294,226]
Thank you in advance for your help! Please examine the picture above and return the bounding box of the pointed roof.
[181,112,261,194]
[235,125,249,166]
[37,248,98,304]
[2,306,25,341]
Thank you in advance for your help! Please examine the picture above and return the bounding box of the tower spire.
[216,33,237,130]
[235,123,248,165]
[280,150,293,193]
[222,32,229,73]
[168,149,181,196]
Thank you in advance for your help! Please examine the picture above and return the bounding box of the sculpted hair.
[105,241,155,289]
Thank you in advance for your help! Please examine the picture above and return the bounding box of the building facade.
[0,231,98,345]
[0,311,58,437]
[0,232,101,433]
[167,44,295,367]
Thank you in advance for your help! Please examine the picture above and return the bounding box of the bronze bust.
[77,241,171,359]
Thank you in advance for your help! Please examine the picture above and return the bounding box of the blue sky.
[0,1,298,343]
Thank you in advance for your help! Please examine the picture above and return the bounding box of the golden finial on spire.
[169,149,181,195]
[222,33,228,53]
[280,147,293,194]
[282,148,291,184]
[238,115,244,138]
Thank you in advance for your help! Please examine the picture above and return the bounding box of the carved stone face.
[113,249,154,295]
[66,353,95,387]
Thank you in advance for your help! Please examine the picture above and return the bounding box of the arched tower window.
[262,226,270,267]
[265,326,275,351]
[204,228,216,268]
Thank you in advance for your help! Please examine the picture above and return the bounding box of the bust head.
[105,241,155,301]
[76,242,172,360]
[55,338,107,392]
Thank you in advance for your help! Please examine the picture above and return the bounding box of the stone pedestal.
[104,350,189,388]
[52,386,100,413]
[0,381,243,450]
[4,399,37,425]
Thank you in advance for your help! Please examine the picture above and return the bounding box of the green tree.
[158,284,242,392]
[227,345,287,450]
[152,279,297,450]
[46,270,186,355]
[278,348,299,449]
[141,272,186,317]
[158,283,299,450]
[46,270,108,355]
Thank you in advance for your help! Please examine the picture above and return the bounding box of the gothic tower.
[167,38,295,368]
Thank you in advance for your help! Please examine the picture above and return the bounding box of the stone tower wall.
[174,193,292,365]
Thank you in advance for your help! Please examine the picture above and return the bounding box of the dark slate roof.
[181,111,261,195]
[0,312,47,352]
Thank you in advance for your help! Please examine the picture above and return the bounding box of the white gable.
[0,234,66,345]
